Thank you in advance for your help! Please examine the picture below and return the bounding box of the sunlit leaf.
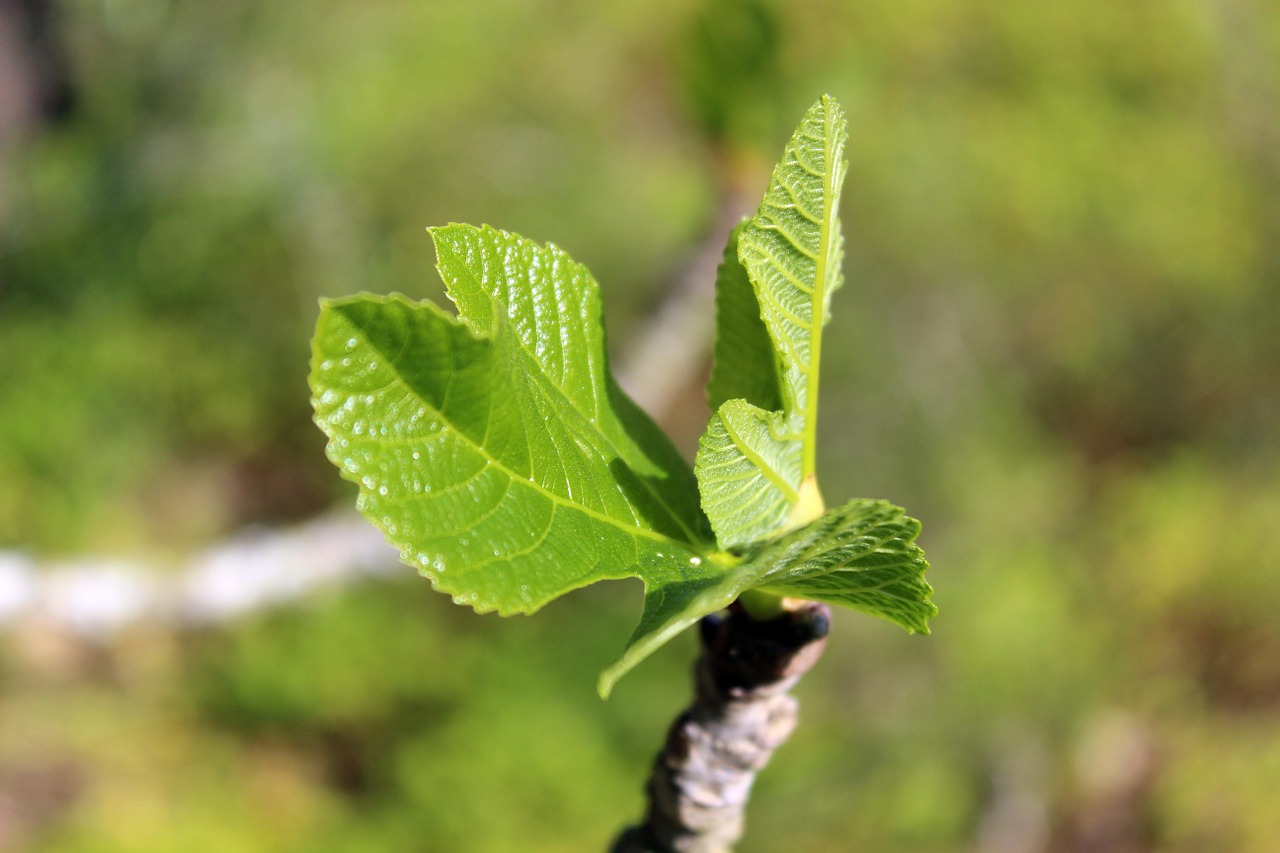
[311,226,714,619]
[696,95,848,549]
[598,498,933,696]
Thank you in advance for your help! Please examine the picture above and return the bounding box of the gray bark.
[611,600,831,853]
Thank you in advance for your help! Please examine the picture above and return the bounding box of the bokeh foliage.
[2,0,1278,850]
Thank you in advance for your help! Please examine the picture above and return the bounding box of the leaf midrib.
[435,235,707,546]
[801,95,839,480]
[720,410,800,504]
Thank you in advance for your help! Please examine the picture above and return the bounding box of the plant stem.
[610,600,832,853]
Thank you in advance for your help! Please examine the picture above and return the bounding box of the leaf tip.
[426,221,479,255]
[817,92,846,118]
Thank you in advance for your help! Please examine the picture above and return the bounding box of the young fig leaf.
[696,94,848,550]
[599,498,933,697]
[310,226,715,625]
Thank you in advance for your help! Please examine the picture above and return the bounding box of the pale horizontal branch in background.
[0,512,399,639]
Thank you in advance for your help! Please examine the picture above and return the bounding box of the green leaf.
[696,95,848,550]
[706,222,784,413]
[746,499,934,630]
[742,94,848,427]
[695,400,801,550]
[310,225,715,622]
[599,498,934,697]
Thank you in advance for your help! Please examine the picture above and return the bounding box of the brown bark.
[611,600,831,853]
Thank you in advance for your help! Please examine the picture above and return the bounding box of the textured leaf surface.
[740,95,848,422]
[746,499,934,630]
[696,95,848,549]
[599,498,933,696]
[695,401,800,550]
[310,226,715,621]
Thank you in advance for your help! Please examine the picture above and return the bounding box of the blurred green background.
[2,0,1279,850]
